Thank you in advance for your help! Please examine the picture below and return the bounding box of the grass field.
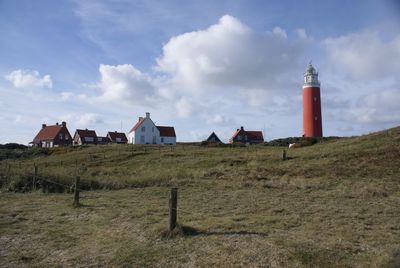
[1,127,400,267]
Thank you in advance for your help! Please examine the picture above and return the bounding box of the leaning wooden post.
[73,176,80,207]
[168,188,178,231]
[33,164,38,191]
[282,150,287,161]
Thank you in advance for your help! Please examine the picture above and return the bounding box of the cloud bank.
[5,70,52,89]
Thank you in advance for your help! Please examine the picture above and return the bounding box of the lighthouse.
[302,62,323,137]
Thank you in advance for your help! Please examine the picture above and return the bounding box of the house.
[229,126,264,144]
[205,132,222,143]
[107,131,128,144]
[97,136,110,145]
[31,122,72,148]
[157,126,176,145]
[73,129,98,145]
[128,112,176,145]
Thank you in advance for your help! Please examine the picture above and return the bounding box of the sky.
[1,0,400,144]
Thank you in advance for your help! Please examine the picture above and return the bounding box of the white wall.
[159,136,176,145]
[129,117,160,144]
[128,113,176,145]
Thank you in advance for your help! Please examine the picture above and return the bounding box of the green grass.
[1,127,400,267]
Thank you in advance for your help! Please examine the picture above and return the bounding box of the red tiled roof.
[247,131,264,141]
[229,128,264,142]
[107,131,128,142]
[129,117,145,133]
[157,126,176,137]
[75,129,97,138]
[33,125,63,142]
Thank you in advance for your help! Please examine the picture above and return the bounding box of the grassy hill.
[1,127,400,267]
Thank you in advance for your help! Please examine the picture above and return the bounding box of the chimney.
[61,121,66,127]
[42,124,46,129]
[240,126,244,131]
[138,117,144,122]
[56,122,59,126]
[146,112,150,118]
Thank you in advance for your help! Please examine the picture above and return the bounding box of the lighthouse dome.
[306,63,317,75]
[303,62,320,87]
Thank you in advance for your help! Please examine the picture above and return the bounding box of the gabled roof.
[33,125,63,142]
[229,127,264,142]
[75,129,97,138]
[206,132,222,143]
[230,129,241,141]
[157,126,176,137]
[107,131,128,142]
[129,117,145,133]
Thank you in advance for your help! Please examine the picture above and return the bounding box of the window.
[152,127,154,132]
[314,97,317,102]
[152,136,156,144]
[140,136,145,143]
[65,134,69,140]
[85,137,94,142]
[59,133,63,140]
[161,137,164,143]
[116,138,121,142]
[237,135,242,141]
[315,116,318,121]
[141,126,146,132]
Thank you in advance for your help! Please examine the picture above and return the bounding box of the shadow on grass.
[161,224,268,239]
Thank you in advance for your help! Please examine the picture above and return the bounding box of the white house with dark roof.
[128,112,176,145]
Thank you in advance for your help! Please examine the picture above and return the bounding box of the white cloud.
[324,30,400,81]
[295,28,308,40]
[350,90,400,124]
[95,64,156,105]
[206,114,229,125]
[77,113,104,126]
[60,113,104,128]
[174,97,202,118]
[156,15,306,93]
[5,70,52,88]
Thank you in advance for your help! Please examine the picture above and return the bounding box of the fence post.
[33,164,38,191]
[73,176,80,207]
[282,150,287,161]
[168,188,178,231]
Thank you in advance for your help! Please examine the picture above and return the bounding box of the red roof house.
[73,129,98,145]
[107,131,128,144]
[31,122,72,148]
[229,126,264,144]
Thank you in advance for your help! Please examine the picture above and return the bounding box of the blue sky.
[1,0,400,144]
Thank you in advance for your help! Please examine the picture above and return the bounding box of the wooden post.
[168,188,178,231]
[73,176,80,207]
[282,150,287,161]
[33,164,38,191]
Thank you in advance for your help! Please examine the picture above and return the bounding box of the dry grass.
[1,126,400,267]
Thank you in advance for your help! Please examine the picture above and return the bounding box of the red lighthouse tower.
[303,62,323,137]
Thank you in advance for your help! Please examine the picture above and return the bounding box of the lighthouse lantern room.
[302,62,323,137]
